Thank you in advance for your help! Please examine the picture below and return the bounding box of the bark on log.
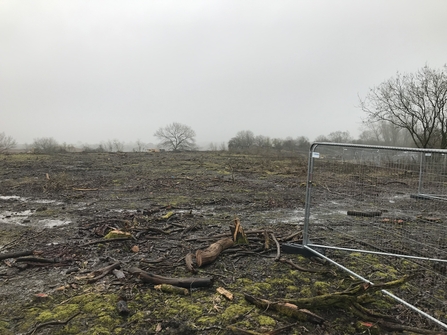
[195,237,234,267]
[128,267,213,288]
[185,253,197,273]
[0,250,34,261]
[285,276,408,309]
[244,294,324,324]
[230,217,249,245]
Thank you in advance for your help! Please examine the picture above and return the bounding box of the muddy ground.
[0,151,444,335]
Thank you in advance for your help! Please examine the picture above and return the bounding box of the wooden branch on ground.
[284,276,408,309]
[16,257,62,264]
[195,237,234,267]
[226,322,299,335]
[0,250,35,261]
[270,233,281,261]
[128,267,213,288]
[26,311,81,335]
[185,253,197,273]
[81,237,132,247]
[263,231,270,250]
[378,321,447,335]
[244,294,324,324]
[85,262,120,283]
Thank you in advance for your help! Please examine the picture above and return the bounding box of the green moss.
[313,281,331,295]
[258,315,276,326]
[0,320,13,335]
[300,286,312,297]
[196,315,218,325]
[268,277,294,286]
[221,304,253,321]
[286,285,299,292]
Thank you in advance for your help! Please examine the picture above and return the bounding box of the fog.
[1,1,447,148]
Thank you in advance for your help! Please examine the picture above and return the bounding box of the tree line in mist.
[2,64,446,154]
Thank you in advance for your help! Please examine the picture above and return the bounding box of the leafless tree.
[32,137,60,153]
[359,121,413,147]
[327,131,353,143]
[154,122,197,151]
[360,65,447,148]
[208,142,218,151]
[134,139,146,152]
[112,139,124,152]
[228,130,255,151]
[0,132,17,153]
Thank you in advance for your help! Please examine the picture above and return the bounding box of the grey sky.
[1,1,447,148]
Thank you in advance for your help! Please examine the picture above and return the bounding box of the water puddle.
[37,219,71,227]
[0,194,69,227]
[0,195,62,204]
[0,210,33,225]
[0,195,24,201]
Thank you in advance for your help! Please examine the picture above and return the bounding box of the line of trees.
[3,64,447,154]
[228,130,310,153]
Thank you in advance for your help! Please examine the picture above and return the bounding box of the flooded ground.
[0,151,444,334]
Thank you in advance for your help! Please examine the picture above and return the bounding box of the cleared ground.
[0,151,444,334]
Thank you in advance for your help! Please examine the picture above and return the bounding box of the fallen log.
[244,294,324,324]
[155,284,189,295]
[128,267,213,288]
[284,276,408,309]
[185,253,197,273]
[195,237,234,267]
[0,250,34,261]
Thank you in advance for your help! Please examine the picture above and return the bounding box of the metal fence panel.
[302,142,447,329]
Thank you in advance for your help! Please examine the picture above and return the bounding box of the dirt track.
[0,151,444,334]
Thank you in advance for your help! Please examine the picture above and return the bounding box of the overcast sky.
[1,1,447,148]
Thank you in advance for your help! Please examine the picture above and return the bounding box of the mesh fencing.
[302,143,447,329]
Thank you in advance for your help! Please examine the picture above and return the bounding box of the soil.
[0,151,444,335]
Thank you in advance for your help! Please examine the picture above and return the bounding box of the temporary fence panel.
[301,142,447,329]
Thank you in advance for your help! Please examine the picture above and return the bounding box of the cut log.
[185,253,197,273]
[0,250,34,261]
[128,267,213,288]
[195,237,234,267]
[154,284,189,295]
[244,294,324,324]
[230,217,249,245]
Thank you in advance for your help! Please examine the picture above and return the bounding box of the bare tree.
[134,139,146,152]
[154,122,197,151]
[228,130,255,151]
[360,65,447,148]
[327,131,353,143]
[32,137,60,153]
[359,120,413,146]
[208,142,218,151]
[0,132,17,153]
[112,139,124,152]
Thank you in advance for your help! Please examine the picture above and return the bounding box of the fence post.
[302,143,318,246]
